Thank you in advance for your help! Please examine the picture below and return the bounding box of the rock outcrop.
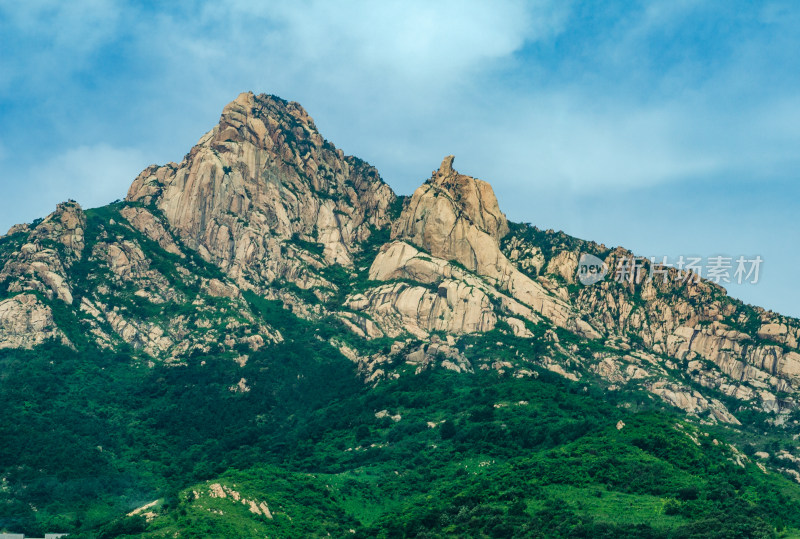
[346,280,497,339]
[501,226,800,416]
[127,92,396,291]
[0,293,70,349]
[389,156,595,336]
[119,206,183,256]
[351,240,539,338]
[392,155,509,271]
[0,201,85,305]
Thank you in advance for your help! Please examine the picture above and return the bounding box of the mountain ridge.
[4,91,800,537]
[2,91,800,419]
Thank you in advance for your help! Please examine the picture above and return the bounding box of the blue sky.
[1,0,799,317]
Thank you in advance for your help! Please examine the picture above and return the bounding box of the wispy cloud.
[3,0,799,198]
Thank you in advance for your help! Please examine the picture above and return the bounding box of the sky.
[1,0,798,317]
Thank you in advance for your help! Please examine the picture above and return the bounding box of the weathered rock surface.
[346,280,496,339]
[392,155,509,266]
[0,293,69,349]
[0,202,85,304]
[404,338,473,375]
[127,92,396,291]
[355,240,542,338]
[119,206,183,256]
[391,157,594,337]
[647,380,740,424]
[501,227,800,416]
[203,278,241,299]
[3,90,800,430]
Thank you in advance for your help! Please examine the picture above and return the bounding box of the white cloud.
[2,1,800,317]
[5,1,799,199]
[143,0,568,105]
[446,91,800,194]
[257,0,561,83]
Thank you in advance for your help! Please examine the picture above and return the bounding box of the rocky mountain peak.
[212,91,320,155]
[392,155,510,272]
[1,200,86,297]
[427,155,509,242]
[382,156,591,339]
[437,154,456,176]
[4,90,799,436]
[31,200,86,257]
[126,91,395,288]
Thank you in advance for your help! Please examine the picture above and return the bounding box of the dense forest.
[3,294,800,537]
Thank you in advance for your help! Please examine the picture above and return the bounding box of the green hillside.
[3,262,800,537]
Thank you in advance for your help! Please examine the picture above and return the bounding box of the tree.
[440,421,457,440]
[355,425,371,445]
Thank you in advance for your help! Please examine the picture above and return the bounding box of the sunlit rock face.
[127,91,396,289]
[389,155,594,337]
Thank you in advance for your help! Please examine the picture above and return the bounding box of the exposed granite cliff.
[2,92,800,427]
[384,156,596,337]
[127,92,396,292]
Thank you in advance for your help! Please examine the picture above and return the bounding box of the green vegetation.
[4,327,800,537]
[503,221,610,264]
[3,206,800,538]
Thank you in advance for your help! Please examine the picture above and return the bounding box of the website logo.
[577,253,608,285]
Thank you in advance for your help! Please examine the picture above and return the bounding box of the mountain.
[2,92,800,538]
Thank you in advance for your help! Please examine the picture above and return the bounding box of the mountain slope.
[2,92,800,537]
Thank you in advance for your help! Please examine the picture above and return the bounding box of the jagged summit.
[432,155,508,239]
[437,154,456,176]
[371,154,593,342]
[7,91,800,536]
[388,153,574,327]
[393,154,509,269]
[126,91,396,287]
[214,92,320,155]
[0,201,85,305]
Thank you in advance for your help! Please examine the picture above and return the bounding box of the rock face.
[351,240,538,339]
[392,155,509,271]
[0,199,283,360]
[388,156,593,336]
[0,201,85,305]
[0,294,69,349]
[346,280,497,339]
[119,206,183,256]
[500,226,800,417]
[127,92,396,290]
[647,381,740,425]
